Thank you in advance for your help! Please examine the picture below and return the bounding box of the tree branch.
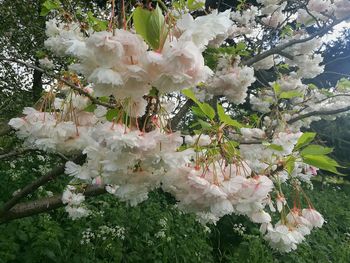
[287,105,350,124]
[0,57,114,109]
[0,184,106,224]
[0,154,86,215]
[244,15,350,66]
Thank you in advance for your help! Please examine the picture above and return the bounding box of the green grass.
[217,182,350,263]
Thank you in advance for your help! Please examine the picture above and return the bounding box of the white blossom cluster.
[231,6,259,36]
[298,0,350,25]
[62,185,90,220]
[258,0,288,28]
[8,106,95,154]
[43,11,232,104]
[263,208,324,252]
[207,56,256,104]
[66,124,190,206]
[9,2,350,253]
[162,162,274,224]
[250,72,350,134]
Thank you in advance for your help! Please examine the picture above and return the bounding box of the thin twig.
[243,15,350,66]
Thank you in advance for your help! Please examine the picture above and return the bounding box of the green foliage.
[294,132,316,150]
[133,5,167,51]
[272,82,281,96]
[285,156,296,175]
[281,25,294,38]
[217,104,243,129]
[183,89,243,129]
[87,11,108,31]
[187,0,205,10]
[182,89,215,121]
[0,192,213,262]
[302,154,343,175]
[272,82,303,100]
[279,90,303,99]
[293,132,342,175]
[204,43,250,70]
[266,143,284,151]
[336,78,350,91]
[84,103,97,113]
[173,0,205,11]
[300,145,333,156]
[40,0,61,16]
[213,183,350,263]
[106,109,119,121]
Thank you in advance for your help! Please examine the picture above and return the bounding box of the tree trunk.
[32,0,46,103]
[32,60,43,103]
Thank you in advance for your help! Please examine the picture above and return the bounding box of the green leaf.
[308,83,318,90]
[84,104,97,113]
[191,106,206,118]
[279,90,303,99]
[285,156,296,175]
[235,42,246,51]
[35,50,47,59]
[272,82,281,95]
[40,0,60,16]
[302,154,343,175]
[187,0,205,10]
[194,119,212,129]
[336,78,350,91]
[200,103,215,120]
[225,140,239,148]
[277,63,290,70]
[133,5,167,50]
[183,89,215,120]
[217,104,243,128]
[99,96,110,103]
[300,145,333,156]
[294,132,316,150]
[281,25,293,38]
[204,51,219,70]
[106,109,119,121]
[182,89,200,105]
[87,11,108,31]
[133,8,152,45]
[148,87,159,97]
[268,144,284,151]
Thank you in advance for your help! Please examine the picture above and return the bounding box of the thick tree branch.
[244,15,350,66]
[0,57,114,109]
[0,184,106,224]
[0,154,86,215]
[295,94,350,114]
[287,105,350,124]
